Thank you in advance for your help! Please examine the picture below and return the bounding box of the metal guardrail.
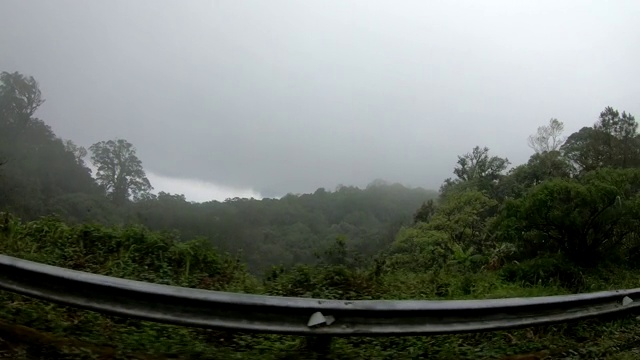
[0,254,639,336]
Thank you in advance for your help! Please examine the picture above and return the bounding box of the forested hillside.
[0,71,437,273]
[131,183,435,272]
[3,71,640,358]
[0,72,103,219]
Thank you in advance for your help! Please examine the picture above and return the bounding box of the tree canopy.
[90,139,153,205]
[527,118,565,153]
[0,71,99,219]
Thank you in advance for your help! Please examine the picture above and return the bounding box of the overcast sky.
[1,1,639,201]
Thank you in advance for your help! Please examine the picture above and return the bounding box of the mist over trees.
[0,72,438,272]
[3,70,640,357]
[0,72,100,218]
[3,70,640,275]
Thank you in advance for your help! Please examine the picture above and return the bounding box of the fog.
[1,0,638,200]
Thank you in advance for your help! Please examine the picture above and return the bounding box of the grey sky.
[1,1,639,199]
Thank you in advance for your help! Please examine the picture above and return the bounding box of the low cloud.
[146,171,262,202]
[87,163,262,202]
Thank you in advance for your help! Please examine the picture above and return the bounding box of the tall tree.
[528,118,565,153]
[0,71,99,219]
[90,139,152,205]
[1,72,45,161]
[594,107,639,168]
[0,71,44,120]
[561,127,607,173]
[562,107,640,172]
[453,146,510,182]
[440,146,509,201]
[497,150,573,200]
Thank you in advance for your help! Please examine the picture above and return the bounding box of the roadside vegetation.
[3,71,640,359]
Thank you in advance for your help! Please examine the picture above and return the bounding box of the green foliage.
[63,139,88,168]
[453,146,510,182]
[0,214,255,291]
[428,189,497,250]
[440,146,509,200]
[46,193,120,225]
[0,214,270,359]
[500,255,584,290]
[562,126,611,172]
[0,72,100,220]
[0,71,44,118]
[497,150,573,200]
[264,263,376,300]
[265,237,377,300]
[562,107,640,173]
[413,199,436,223]
[497,169,640,266]
[383,225,451,272]
[132,182,437,274]
[594,107,640,168]
[89,139,153,205]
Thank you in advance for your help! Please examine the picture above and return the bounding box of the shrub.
[500,255,584,290]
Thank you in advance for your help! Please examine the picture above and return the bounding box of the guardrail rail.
[1,254,639,336]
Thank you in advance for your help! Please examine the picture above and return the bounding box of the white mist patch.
[86,164,260,202]
[146,171,261,202]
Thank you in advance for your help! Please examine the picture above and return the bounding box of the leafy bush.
[496,169,640,266]
[500,255,585,290]
[0,214,257,291]
[382,226,450,272]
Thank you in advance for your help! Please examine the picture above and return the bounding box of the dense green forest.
[0,71,437,273]
[3,71,640,359]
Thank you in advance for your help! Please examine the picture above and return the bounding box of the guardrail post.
[305,335,332,359]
